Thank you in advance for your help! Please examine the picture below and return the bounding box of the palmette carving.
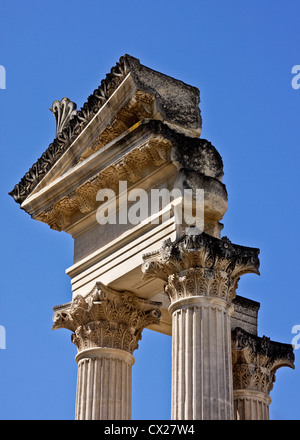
[52,282,162,354]
[50,97,77,136]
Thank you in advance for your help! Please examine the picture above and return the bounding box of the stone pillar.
[53,282,162,420]
[142,232,260,420]
[74,348,134,420]
[169,289,234,419]
[233,390,271,420]
[232,327,295,420]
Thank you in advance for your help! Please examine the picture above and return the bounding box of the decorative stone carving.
[165,268,235,304]
[78,90,156,162]
[53,281,162,353]
[34,133,172,230]
[9,54,295,420]
[53,282,162,420]
[9,56,130,204]
[142,233,260,420]
[232,327,295,394]
[50,97,77,136]
[9,54,202,205]
[142,233,260,303]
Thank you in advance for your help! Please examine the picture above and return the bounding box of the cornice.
[9,54,202,205]
[33,132,173,231]
[19,119,226,232]
[9,55,131,205]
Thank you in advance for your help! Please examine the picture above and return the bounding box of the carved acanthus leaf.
[232,327,295,394]
[164,267,234,303]
[142,233,260,302]
[52,282,162,353]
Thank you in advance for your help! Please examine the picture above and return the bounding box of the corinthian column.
[142,233,260,420]
[232,327,295,420]
[52,282,161,420]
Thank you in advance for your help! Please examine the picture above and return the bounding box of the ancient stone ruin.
[10,55,294,420]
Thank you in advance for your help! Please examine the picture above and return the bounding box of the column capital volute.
[142,232,260,303]
[52,281,162,354]
[232,327,295,394]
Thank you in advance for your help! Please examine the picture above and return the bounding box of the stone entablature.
[16,120,227,236]
[9,55,229,309]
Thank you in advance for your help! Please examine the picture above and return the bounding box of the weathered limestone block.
[232,295,260,335]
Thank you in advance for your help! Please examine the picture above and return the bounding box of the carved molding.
[78,90,156,162]
[34,135,172,231]
[9,53,203,206]
[52,282,162,354]
[232,327,295,394]
[9,55,131,204]
[142,233,260,303]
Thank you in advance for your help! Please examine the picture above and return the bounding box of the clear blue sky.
[0,0,299,420]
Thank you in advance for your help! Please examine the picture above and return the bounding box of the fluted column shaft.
[75,348,134,420]
[142,232,261,421]
[233,390,271,420]
[171,296,234,419]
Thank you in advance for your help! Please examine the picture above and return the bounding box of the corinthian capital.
[52,282,162,353]
[232,327,295,394]
[142,232,260,303]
